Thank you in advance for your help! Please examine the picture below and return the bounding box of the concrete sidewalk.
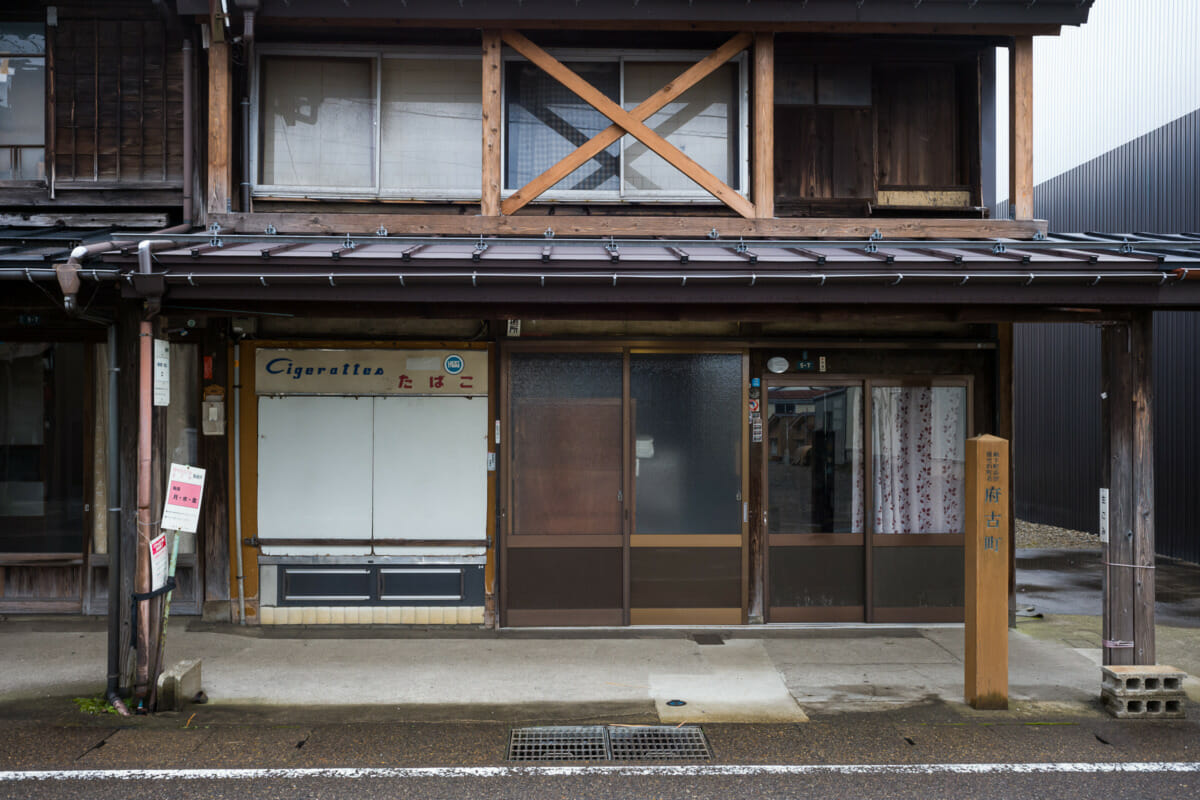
[1,547,1196,724]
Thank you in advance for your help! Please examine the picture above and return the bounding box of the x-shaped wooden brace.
[500,30,755,219]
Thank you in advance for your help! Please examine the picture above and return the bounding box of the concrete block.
[414,606,430,625]
[372,607,389,625]
[315,607,331,624]
[287,607,304,625]
[330,606,345,625]
[360,607,375,624]
[400,606,416,624]
[344,606,359,624]
[155,659,202,713]
[428,606,444,625]
[1102,691,1186,719]
[387,607,403,625]
[259,606,275,625]
[471,606,485,625]
[301,607,317,625]
[1102,665,1187,696]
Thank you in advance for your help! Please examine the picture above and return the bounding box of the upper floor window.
[0,22,45,182]
[505,53,746,201]
[255,49,482,199]
[253,46,747,203]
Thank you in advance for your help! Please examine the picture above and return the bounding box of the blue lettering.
[265,357,291,375]
[374,367,383,375]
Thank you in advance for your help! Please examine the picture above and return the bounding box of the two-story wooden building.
[6,3,1190,694]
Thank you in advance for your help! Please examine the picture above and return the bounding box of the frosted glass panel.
[257,396,373,555]
[260,57,374,188]
[630,354,741,534]
[505,61,620,191]
[381,59,480,193]
[622,62,737,192]
[766,385,863,534]
[871,386,967,534]
[509,353,623,537]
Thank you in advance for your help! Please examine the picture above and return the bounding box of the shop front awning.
[88,231,1200,314]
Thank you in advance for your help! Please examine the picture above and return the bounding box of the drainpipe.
[104,323,130,716]
[133,239,180,702]
[183,38,195,225]
[239,7,256,212]
[232,338,247,624]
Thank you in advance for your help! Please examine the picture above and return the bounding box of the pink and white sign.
[161,463,206,533]
[150,533,168,591]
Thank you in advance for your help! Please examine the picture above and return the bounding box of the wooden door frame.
[761,373,974,624]
[499,342,749,626]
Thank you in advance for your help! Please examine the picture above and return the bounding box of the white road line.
[1,762,1199,781]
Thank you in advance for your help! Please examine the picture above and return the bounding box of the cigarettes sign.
[161,463,206,534]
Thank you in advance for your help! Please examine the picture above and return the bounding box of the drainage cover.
[507,726,610,762]
[608,726,712,761]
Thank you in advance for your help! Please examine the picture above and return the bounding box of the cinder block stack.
[1101,664,1188,719]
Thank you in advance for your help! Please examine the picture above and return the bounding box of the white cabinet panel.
[258,396,373,555]
[372,396,487,556]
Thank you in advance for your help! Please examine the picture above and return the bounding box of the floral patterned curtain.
[871,386,966,534]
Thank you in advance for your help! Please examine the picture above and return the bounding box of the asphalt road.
[2,702,1199,799]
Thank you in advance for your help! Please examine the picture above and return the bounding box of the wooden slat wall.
[775,107,873,200]
[53,11,183,186]
[875,62,960,189]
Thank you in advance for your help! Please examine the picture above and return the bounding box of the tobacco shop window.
[505,52,747,201]
[0,22,46,182]
[254,49,481,199]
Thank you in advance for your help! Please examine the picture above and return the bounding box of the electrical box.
[202,386,226,436]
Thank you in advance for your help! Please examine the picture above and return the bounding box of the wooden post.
[207,40,232,215]
[752,32,774,219]
[481,31,503,216]
[1101,315,1156,666]
[1008,36,1033,220]
[965,434,1010,710]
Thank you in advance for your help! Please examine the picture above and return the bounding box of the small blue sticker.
[444,354,465,375]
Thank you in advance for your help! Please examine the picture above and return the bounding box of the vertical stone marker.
[965,434,1009,710]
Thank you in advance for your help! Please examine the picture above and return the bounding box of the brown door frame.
[499,342,749,626]
[761,373,973,624]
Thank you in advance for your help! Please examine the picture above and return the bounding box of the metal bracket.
[992,243,1007,254]
[543,227,555,239]
[343,234,356,250]
[376,226,389,237]
[264,223,277,235]
[242,537,260,547]
[208,222,223,248]
[708,227,720,240]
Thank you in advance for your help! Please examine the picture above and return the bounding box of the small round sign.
[444,354,465,375]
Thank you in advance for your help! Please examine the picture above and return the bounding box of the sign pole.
[965,434,1010,710]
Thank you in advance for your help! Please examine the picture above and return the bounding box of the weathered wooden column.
[752,32,774,219]
[1008,36,1033,220]
[207,40,232,215]
[481,31,503,217]
[1100,314,1156,666]
[965,434,1010,710]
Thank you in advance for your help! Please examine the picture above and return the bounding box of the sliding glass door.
[503,349,746,626]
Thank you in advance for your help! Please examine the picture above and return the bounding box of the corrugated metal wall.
[1015,316,1200,564]
[1004,2,1200,562]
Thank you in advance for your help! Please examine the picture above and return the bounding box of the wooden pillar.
[1101,314,1156,666]
[116,302,140,690]
[965,434,1010,710]
[1008,36,1033,220]
[201,324,231,619]
[207,40,232,216]
[752,33,774,219]
[481,31,503,217]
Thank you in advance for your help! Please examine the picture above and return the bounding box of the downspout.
[240,8,255,212]
[133,239,179,702]
[183,38,195,225]
[105,324,130,716]
[233,338,247,624]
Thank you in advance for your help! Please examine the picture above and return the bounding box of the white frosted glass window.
[259,57,375,188]
[380,58,480,193]
[622,62,737,193]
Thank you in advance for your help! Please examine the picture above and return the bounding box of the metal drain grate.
[608,726,712,761]
[507,725,713,762]
[507,726,610,762]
